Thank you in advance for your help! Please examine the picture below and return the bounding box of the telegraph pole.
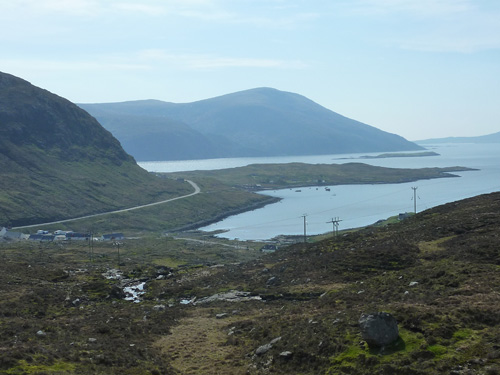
[411,187,418,213]
[302,214,307,243]
[88,230,93,262]
[327,217,342,237]
[114,241,121,264]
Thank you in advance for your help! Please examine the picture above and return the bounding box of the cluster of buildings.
[0,227,124,242]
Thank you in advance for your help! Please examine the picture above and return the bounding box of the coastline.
[170,195,281,233]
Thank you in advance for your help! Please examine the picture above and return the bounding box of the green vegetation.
[0,152,192,228]
[6,156,470,236]
[168,162,474,190]
[1,192,499,374]
[27,176,277,235]
[2,70,498,375]
[0,72,476,235]
[0,72,192,227]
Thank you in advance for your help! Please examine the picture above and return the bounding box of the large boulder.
[359,312,399,347]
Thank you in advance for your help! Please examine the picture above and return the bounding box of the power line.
[327,217,342,237]
[301,214,307,243]
[205,183,500,237]
[411,186,418,213]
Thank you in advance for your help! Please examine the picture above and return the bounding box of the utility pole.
[327,217,342,237]
[88,230,93,262]
[114,241,121,264]
[302,214,307,243]
[411,187,418,213]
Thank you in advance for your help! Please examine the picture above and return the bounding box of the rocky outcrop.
[359,312,399,347]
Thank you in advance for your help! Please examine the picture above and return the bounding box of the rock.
[36,330,46,337]
[279,351,293,358]
[88,338,97,343]
[256,343,273,355]
[359,312,399,347]
[194,290,261,304]
[109,284,126,299]
[270,337,282,345]
[255,337,282,355]
[409,281,419,287]
[216,313,228,319]
[153,304,166,311]
[266,276,279,286]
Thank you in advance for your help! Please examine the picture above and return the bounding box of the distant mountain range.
[417,131,500,144]
[0,71,188,227]
[79,88,423,161]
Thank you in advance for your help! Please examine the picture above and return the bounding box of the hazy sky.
[1,0,499,140]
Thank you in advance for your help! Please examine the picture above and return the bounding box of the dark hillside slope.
[0,192,498,374]
[88,113,244,161]
[151,192,500,374]
[80,88,423,161]
[0,72,191,227]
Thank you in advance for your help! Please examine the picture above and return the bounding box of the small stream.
[102,269,146,303]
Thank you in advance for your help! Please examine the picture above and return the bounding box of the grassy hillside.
[0,71,191,227]
[16,162,475,235]
[33,176,278,235]
[0,191,498,374]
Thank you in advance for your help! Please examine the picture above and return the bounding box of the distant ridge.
[80,88,423,161]
[0,71,189,227]
[417,131,500,144]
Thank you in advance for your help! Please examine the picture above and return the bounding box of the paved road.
[13,180,201,230]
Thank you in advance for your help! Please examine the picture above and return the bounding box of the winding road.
[13,180,201,230]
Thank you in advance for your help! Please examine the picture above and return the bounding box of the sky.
[1,0,500,141]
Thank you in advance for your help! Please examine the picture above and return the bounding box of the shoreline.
[171,196,281,233]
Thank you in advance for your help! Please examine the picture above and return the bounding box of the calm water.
[140,144,500,240]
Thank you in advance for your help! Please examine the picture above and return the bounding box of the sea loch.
[140,143,500,240]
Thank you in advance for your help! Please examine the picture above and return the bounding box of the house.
[101,233,125,241]
[66,232,89,241]
[29,234,56,242]
[260,244,278,253]
[399,212,411,221]
[2,230,29,241]
[28,234,44,241]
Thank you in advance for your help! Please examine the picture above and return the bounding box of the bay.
[139,143,500,241]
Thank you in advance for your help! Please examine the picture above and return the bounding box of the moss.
[418,236,456,254]
[6,359,76,374]
[327,329,431,374]
[453,328,474,341]
[427,344,448,358]
[152,257,187,268]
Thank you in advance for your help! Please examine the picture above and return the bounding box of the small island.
[359,151,440,159]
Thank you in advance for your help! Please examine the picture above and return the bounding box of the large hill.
[80,88,423,161]
[0,71,191,227]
